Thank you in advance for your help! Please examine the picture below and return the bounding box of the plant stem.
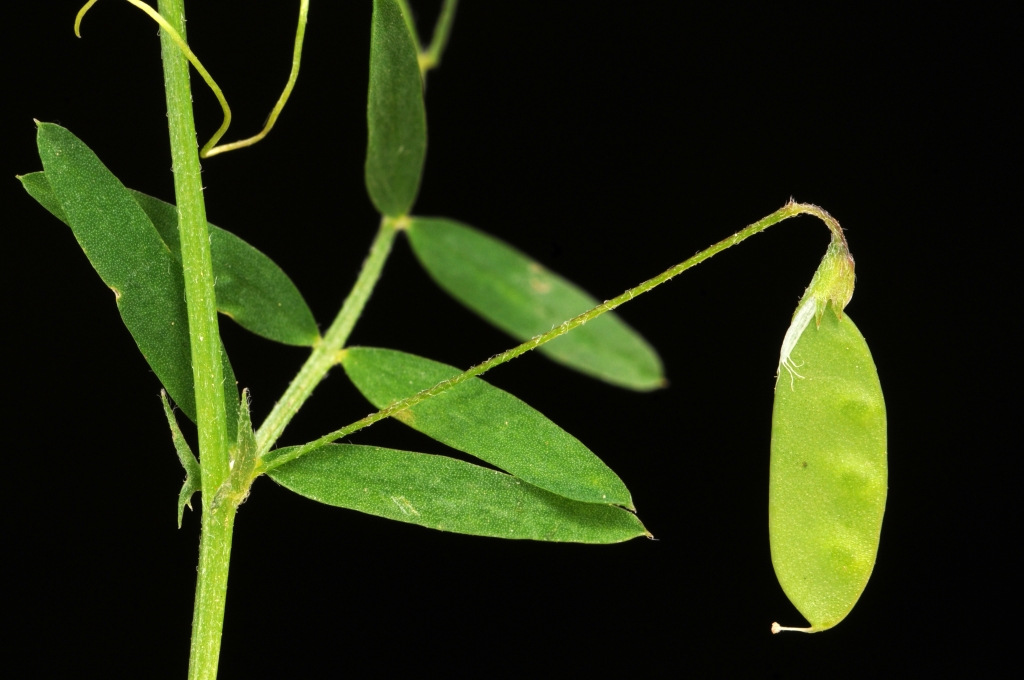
[255,217,400,455]
[157,1,232,678]
[262,200,835,473]
[157,0,230,482]
[188,505,236,680]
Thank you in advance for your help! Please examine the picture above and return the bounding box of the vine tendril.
[73,0,100,36]
[203,1,309,157]
[74,1,311,158]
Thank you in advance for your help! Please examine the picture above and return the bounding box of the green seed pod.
[770,300,887,633]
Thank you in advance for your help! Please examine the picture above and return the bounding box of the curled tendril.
[74,0,100,37]
[73,0,310,158]
[204,0,309,157]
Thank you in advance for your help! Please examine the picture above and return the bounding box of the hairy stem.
[262,200,837,473]
[157,1,233,678]
[255,217,400,455]
[157,0,230,483]
[188,505,237,680]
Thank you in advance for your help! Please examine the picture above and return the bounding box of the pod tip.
[771,622,813,634]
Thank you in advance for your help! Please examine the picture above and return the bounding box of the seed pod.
[770,300,887,633]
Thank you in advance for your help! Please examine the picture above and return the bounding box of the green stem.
[157,0,230,480]
[157,1,232,678]
[255,217,400,455]
[188,505,236,680]
[262,200,830,473]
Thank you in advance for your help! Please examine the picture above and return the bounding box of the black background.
[3,2,1012,677]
